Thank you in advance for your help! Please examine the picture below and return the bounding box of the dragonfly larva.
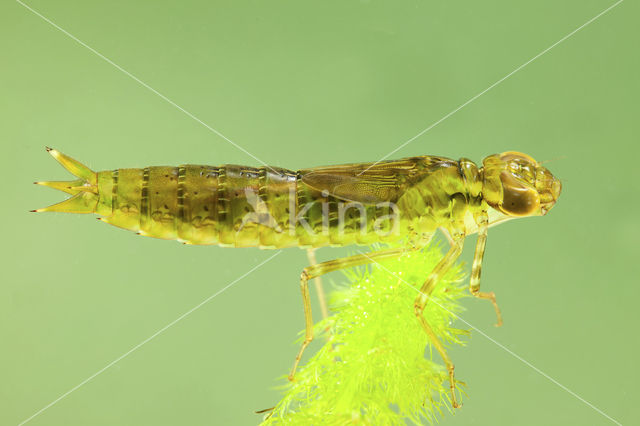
[33,148,561,407]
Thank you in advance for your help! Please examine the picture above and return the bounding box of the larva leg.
[441,227,455,246]
[414,232,464,408]
[288,246,409,381]
[306,248,329,320]
[470,212,503,327]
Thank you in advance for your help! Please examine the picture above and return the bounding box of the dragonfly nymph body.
[34,148,561,407]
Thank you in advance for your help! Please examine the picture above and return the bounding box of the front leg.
[470,210,503,326]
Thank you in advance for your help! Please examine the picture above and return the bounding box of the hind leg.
[306,248,329,320]
[288,246,408,380]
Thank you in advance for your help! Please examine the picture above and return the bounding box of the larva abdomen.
[104,164,301,248]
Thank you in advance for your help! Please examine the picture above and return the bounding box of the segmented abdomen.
[101,164,402,248]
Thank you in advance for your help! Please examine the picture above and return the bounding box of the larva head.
[481,151,561,217]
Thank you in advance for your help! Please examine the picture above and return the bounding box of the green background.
[1,0,637,425]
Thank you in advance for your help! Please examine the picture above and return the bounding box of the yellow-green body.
[35,150,561,250]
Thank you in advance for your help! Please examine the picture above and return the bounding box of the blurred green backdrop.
[1,0,637,425]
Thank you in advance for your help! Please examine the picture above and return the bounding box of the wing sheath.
[299,156,451,204]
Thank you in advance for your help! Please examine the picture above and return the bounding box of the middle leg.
[414,231,464,408]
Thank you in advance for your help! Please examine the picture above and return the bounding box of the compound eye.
[500,151,536,164]
[499,171,540,216]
